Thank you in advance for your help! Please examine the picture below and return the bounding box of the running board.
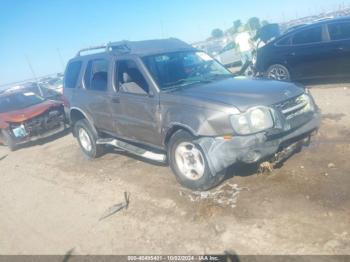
[96,138,167,163]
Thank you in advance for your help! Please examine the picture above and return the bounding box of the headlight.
[298,93,315,113]
[231,106,273,135]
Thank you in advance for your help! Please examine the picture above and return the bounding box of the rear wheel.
[73,119,105,159]
[168,130,225,191]
[266,64,291,81]
[1,129,17,151]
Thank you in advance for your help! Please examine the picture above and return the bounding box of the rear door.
[110,57,161,147]
[326,20,350,76]
[287,25,332,79]
[63,60,83,106]
[78,58,114,132]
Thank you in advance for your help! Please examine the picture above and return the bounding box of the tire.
[266,64,291,81]
[1,129,17,151]
[168,130,226,191]
[73,119,105,159]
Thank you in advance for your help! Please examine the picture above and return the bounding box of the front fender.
[0,119,9,129]
[162,104,233,138]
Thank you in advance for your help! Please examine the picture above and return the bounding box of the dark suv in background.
[64,38,320,191]
[255,17,350,81]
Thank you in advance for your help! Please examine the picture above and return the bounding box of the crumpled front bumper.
[196,111,321,174]
[13,122,66,145]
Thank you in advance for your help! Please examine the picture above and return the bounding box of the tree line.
[210,17,269,39]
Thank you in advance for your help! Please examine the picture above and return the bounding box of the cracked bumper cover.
[196,111,321,174]
[14,122,66,145]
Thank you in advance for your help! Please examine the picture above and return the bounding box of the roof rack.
[107,42,131,53]
[76,45,107,57]
[76,41,131,57]
[314,16,334,22]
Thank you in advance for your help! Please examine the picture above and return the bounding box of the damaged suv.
[64,38,320,191]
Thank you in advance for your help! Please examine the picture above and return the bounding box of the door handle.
[111,97,120,103]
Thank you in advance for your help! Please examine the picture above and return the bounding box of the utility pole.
[160,20,164,38]
[25,54,37,81]
[56,48,65,72]
[25,54,43,97]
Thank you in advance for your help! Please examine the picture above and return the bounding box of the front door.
[110,58,161,147]
[287,25,332,79]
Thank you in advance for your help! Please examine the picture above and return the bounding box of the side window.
[292,26,322,45]
[276,36,291,46]
[115,60,149,94]
[328,22,350,41]
[84,59,108,91]
[64,61,82,89]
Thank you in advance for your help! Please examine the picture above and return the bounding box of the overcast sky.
[0,0,349,85]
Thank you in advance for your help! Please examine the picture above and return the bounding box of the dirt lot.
[0,83,350,255]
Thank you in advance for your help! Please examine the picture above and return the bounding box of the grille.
[274,94,313,129]
[24,106,64,135]
[275,95,307,116]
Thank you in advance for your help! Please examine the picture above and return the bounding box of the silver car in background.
[215,42,241,67]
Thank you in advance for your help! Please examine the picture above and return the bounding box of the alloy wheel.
[78,128,92,152]
[174,142,205,180]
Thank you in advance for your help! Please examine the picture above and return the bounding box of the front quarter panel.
[0,118,9,129]
[160,94,234,141]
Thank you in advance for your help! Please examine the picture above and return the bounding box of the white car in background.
[215,42,241,67]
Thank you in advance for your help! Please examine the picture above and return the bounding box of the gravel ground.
[0,83,350,255]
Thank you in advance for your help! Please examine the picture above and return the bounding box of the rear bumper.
[196,111,321,174]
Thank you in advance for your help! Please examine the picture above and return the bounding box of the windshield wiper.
[162,78,188,87]
[162,78,211,91]
[205,74,232,81]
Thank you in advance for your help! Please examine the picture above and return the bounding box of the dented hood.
[170,77,305,112]
[0,100,62,125]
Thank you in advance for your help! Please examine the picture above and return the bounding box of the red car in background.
[0,89,66,151]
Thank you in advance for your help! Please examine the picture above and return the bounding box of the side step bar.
[96,138,167,163]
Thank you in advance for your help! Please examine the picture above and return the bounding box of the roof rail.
[76,41,132,57]
[107,41,131,53]
[76,45,107,57]
[314,16,334,22]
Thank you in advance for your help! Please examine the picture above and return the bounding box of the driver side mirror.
[121,82,148,96]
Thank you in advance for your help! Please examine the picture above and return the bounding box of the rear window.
[64,61,82,89]
[292,26,322,45]
[328,22,350,41]
[84,59,108,91]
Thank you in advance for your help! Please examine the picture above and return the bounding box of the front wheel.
[73,119,105,159]
[168,130,226,191]
[266,64,291,81]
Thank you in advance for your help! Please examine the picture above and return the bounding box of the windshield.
[0,92,44,113]
[143,51,232,90]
